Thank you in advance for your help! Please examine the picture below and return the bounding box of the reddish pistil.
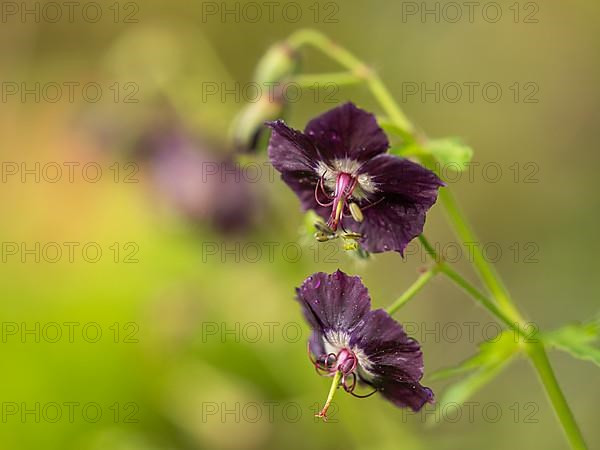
[326,173,357,231]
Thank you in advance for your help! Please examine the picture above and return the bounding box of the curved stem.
[527,344,588,450]
[440,266,516,331]
[386,266,439,315]
[286,29,414,133]
[437,187,524,325]
[418,235,523,334]
[290,72,363,88]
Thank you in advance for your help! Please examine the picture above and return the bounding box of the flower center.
[327,172,357,231]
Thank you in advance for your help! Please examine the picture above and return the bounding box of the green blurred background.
[1,1,599,449]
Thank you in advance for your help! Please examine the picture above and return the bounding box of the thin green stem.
[527,344,588,450]
[386,266,439,315]
[366,76,413,134]
[418,235,522,334]
[417,234,439,258]
[286,29,414,133]
[287,29,364,73]
[289,72,363,88]
[440,266,517,332]
[437,188,524,324]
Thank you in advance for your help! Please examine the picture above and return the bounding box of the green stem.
[386,266,439,315]
[440,266,517,332]
[286,29,414,133]
[437,187,524,324]
[290,72,363,88]
[527,344,588,450]
[418,235,522,333]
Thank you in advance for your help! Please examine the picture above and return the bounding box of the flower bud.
[231,89,286,153]
[253,43,299,85]
[231,43,299,153]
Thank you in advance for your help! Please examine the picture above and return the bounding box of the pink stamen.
[314,178,335,207]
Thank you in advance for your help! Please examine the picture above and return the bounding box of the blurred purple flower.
[267,102,444,254]
[296,270,433,419]
[137,125,260,234]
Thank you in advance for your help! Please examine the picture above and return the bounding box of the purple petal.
[295,271,371,336]
[377,379,434,412]
[341,196,426,254]
[267,120,322,173]
[267,120,328,213]
[349,309,433,411]
[358,154,444,206]
[342,156,443,254]
[309,331,326,357]
[304,103,389,162]
[350,310,424,382]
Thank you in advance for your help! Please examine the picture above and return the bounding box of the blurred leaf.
[438,355,512,409]
[543,317,600,367]
[388,144,422,158]
[427,330,518,424]
[388,136,473,174]
[378,120,414,143]
[430,330,519,382]
[424,138,474,171]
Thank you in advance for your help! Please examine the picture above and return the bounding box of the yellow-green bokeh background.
[1,1,599,449]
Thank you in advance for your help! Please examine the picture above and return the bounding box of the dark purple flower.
[267,102,444,254]
[296,270,433,419]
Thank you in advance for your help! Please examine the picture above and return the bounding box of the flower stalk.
[386,266,440,315]
[315,369,342,421]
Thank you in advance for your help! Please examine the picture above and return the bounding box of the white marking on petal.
[323,330,377,379]
[324,330,350,353]
[352,346,376,379]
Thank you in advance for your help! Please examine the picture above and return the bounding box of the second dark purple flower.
[296,270,434,419]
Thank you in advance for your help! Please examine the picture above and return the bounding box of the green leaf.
[427,331,518,424]
[388,144,423,158]
[378,119,414,143]
[437,356,512,408]
[543,318,600,367]
[388,137,473,174]
[424,137,473,171]
[429,330,518,382]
